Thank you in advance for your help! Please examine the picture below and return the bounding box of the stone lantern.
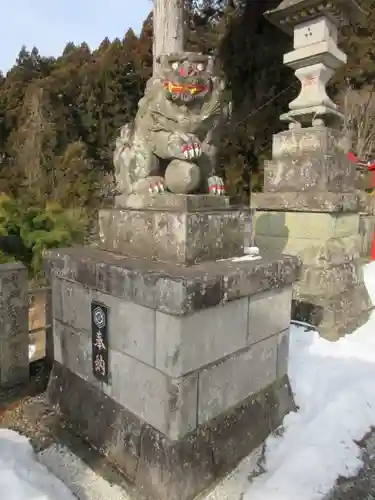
[252,0,372,340]
[265,0,359,127]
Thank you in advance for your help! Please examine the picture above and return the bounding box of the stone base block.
[252,191,360,212]
[293,282,372,341]
[263,156,355,194]
[254,233,361,267]
[46,247,299,437]
[99,194,247,265]
[115,192,231,211]
[264,127,355,193]
[44,247,300,317]
[253,210,373,339]
[254,210,360,242]
[47,362,294,500]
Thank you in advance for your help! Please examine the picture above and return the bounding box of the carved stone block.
[98,197,247,265]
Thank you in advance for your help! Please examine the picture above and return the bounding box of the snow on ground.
[0,429,75,500]
[244,261,375,500]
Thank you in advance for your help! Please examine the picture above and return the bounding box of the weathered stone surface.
[293,282,372,340]
[44,247,301,315]
[0,262,29,386]
[52,318,197,441]
[359,213,375,258]
[277,329,290,379]
[264,154,355,193]
[37,444,132,500]
[197,335,278,424]
[252,191,360,212]
[294,261,362,298]
[252,205,371,339]
[254,211,359,240]
[164,160,201,194]
[48,362,142,481]
[248,287,292,344]
[155,298,248,377]
[254,214,372,339]
[98,207,246,265]
[55,279,92,332]
[358,192,375,215]
[255,233,361,266]
[47,362,294,500]
[271,128,351,167]
[115,192,230,211]
[106,349,198,441]
[52,319,97,386]
[53,279,156,366]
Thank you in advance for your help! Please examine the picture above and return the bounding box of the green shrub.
[0,194,87,277]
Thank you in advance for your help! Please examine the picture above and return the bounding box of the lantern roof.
[264,0,364,35]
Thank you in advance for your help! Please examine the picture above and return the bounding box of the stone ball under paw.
[164,160,201,194]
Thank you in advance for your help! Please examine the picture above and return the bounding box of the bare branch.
[340,86,375,161]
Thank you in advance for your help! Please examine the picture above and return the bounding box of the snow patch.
[244,262,375,500]
[0,429,75,499]
[232,246,261,262]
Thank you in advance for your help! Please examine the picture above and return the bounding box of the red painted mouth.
[164,80,209,95]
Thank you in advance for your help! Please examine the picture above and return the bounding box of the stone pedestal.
[0,263,29,386]
[252,127,372,340]
[45,193,300,500]
[98,194,246,265]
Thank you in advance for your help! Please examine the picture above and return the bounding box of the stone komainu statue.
[113,52,231,201]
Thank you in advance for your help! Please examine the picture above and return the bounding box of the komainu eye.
[171,61,179,70]
[197,63,205,71]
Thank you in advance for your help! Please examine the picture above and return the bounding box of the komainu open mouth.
[164,80,209,96]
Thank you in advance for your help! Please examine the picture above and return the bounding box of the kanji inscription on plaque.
[91,302,109,382]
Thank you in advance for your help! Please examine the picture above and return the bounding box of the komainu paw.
[133,177,165,195]
[208,176,225,196]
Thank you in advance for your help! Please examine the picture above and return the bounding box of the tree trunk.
[153,0,185,76]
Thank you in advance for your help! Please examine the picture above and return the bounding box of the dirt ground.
[0,364,58,451]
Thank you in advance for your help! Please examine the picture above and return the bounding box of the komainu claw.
[207,176,225,196]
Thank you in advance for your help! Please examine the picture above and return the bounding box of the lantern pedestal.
[252,126,372,340]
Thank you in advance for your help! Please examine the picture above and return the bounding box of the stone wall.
[0,263,29,386]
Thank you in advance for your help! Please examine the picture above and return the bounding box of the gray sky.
[1,0,152,73]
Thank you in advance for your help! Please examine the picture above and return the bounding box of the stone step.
[37,444,138,500]
[37,441,263,500]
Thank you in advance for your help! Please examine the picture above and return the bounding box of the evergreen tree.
[6,83,56,201]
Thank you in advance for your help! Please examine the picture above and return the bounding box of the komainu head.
[158,52,215,104]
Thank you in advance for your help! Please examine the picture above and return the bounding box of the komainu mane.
[113,52,231,200]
